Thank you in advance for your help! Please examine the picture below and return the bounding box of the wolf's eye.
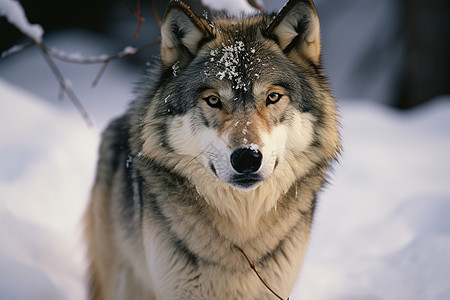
[204,95,222,109]
[266,92,282,106]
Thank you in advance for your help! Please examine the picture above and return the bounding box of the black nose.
[230,147,263,174]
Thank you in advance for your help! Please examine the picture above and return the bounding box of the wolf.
[85,0,340,299]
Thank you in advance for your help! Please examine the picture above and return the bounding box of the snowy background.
[1,0,450,299]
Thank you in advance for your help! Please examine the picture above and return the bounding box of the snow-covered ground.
[0,79,93,300]
[1,12,450,300]
[294,97,450,299]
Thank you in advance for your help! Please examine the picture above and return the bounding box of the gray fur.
[85,1,340,299]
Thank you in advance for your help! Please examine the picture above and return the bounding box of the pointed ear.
[265,0,321,65]
[161,0,214,67]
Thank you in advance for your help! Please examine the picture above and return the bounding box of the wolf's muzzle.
[230,147,262,174]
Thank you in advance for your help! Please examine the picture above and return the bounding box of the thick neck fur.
[136,139,321,245]
[194,173,284,233]
[133,148,324,268]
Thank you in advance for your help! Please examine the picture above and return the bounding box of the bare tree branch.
[37,43,94,127]
[1,0,163,126]
[150,0,162,28]
[123,0,146,37]
[92,62,109,87]
[1,41,34,59]
[47,40,160,86]
[46,40,160,64]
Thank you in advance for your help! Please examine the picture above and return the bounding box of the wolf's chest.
[140,218,302,299]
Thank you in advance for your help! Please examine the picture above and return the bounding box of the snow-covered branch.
[0,0,160,126]
[0,0,94,125]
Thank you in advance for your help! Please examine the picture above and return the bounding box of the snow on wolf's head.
[139,0,340,222]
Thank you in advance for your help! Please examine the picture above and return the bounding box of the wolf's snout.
[230,147,262,174]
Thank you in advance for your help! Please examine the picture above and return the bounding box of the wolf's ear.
[161,0,214,67]
[265,0,321,65]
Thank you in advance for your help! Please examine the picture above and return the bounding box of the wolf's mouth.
[230,173,262,189]
[209,162,262,189]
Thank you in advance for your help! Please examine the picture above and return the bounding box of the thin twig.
[92,62,109,87]
[46,40,160,64]
[122,0,134,14]
[134,0,144,37]
[37,43,93,127]
[150,0,162,28]
[46,40,160,86]
[235,246,289,300]
[123,0,146,37]
[1,41,34,58]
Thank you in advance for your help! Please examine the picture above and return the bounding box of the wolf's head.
[137,0,340,224]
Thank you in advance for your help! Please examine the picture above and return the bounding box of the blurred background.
[1,0,449,109]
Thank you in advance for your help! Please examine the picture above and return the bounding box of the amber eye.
[204,95,222,109]
[266,92,282,106]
